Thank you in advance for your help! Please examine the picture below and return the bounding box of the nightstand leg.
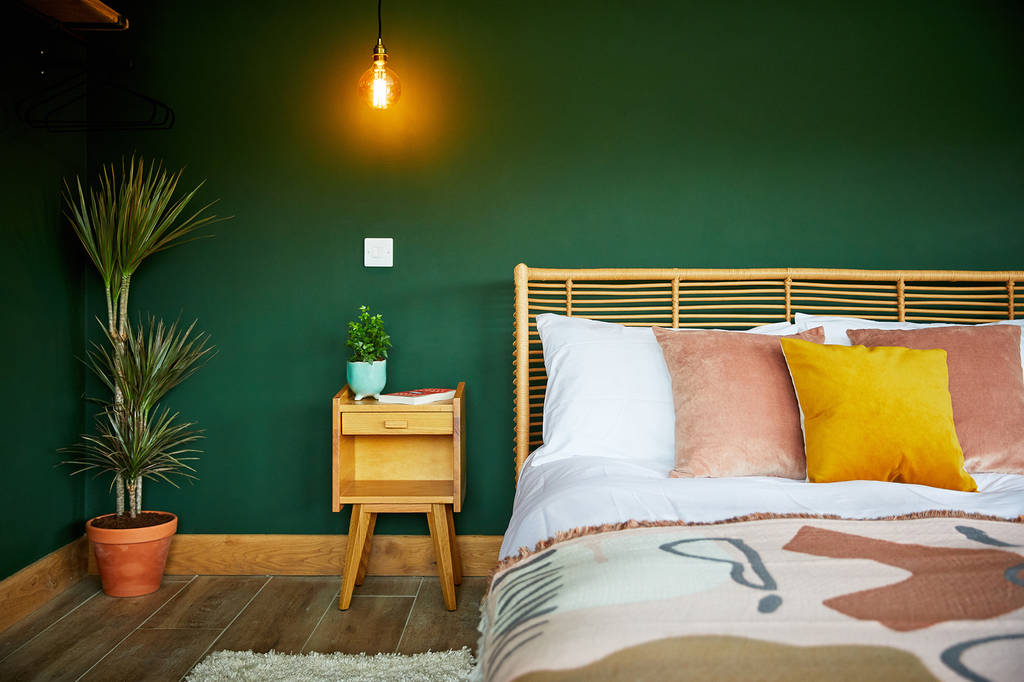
[445,504,462,585]
[355,512,376,585]
[427,503,457,610]
[340,504,370,610]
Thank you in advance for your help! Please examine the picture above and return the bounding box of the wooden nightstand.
[332,382,466,611]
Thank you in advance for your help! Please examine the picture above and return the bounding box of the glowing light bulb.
[358,40,401,110]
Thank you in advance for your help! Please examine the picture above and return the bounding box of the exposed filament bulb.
[358,39,401,110]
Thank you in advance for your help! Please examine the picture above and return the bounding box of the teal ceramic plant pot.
[348,360,387,400]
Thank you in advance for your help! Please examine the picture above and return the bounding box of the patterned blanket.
[474,515,1024,681]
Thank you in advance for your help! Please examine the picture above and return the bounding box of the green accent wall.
[4,0,1020,561]
[0,8,87,579]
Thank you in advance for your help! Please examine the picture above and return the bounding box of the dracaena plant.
[61,157,225,518]
[346,305,392,363]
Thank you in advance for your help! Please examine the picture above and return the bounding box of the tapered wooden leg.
[427,504,457,610]
[445,504,462,585]
[339,504,369,610]
[355,512,376,585]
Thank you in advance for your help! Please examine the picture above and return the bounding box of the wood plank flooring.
[0,575,486,681]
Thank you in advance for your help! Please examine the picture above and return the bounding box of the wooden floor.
[0,574,487,681]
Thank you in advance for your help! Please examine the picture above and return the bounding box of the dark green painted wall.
[67,0,1023,538]
[1,8,87,579]
[2,0,1019,580]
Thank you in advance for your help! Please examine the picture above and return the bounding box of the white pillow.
[530,314,800,468]
[793,312,954,344]
[793,312,1024,374]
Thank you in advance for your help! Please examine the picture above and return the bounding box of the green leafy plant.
[346,305,392,363]
[61,157,227,518]
[63,318,215,516]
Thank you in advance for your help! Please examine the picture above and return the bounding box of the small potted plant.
[61,157,223,597]
[346,305,392,400]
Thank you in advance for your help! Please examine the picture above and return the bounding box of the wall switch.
[364,238,393,267]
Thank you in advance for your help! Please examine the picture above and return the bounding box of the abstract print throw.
[473,515,1024,682]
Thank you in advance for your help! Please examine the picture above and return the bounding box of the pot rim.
[86,511,178,545]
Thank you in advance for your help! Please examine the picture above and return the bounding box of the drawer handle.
[383,420,408,429]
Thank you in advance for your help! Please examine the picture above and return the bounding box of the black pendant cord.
[377,0,382,41]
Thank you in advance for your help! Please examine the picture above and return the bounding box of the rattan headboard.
[512,264,1024,481]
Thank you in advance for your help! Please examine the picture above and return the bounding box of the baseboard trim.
[0,536,89,633]
[0,533,504,630]
[87,534,504,577]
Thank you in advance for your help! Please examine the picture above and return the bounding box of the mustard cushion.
[779,338,977,492]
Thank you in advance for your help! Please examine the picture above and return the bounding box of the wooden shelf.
[21,0,129,29]
[338,479,454,504]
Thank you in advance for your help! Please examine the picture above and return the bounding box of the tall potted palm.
[61,157,224,596]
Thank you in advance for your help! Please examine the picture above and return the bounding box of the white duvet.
[500,453,1024,558]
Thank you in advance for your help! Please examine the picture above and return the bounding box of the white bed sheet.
[500,453,1024,558]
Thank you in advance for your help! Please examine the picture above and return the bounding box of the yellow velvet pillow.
[780,338,977,492]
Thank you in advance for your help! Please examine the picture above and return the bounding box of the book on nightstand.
[376,388,456,405]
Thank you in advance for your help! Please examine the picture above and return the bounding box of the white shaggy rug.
[187,648,475,681]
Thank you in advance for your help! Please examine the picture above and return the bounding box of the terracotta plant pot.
[86,512,178,597]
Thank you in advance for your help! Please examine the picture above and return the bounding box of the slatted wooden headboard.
[512,264,1024,481]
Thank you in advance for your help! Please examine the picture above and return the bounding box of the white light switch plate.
[364,238,393,267]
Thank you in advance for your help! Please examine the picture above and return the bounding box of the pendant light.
[357,0,401,110]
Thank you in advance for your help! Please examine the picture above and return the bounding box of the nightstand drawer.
[342,411,453,435]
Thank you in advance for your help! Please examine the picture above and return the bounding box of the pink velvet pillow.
[847,325,1024,474]
[653,327,825,479]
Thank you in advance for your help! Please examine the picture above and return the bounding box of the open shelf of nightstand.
[338,479,454,504]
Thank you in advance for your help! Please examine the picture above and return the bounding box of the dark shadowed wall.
[0,7,86,579]
[12,1,1024,553]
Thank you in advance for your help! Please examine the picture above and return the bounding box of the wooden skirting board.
[0,536,89,633]
[1,533,501,631]
[87,534,504,577]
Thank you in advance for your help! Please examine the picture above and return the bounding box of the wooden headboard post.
[512,265,1024,483]
[513,263,531,482]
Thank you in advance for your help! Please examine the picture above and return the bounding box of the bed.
[473,265,1024,682]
